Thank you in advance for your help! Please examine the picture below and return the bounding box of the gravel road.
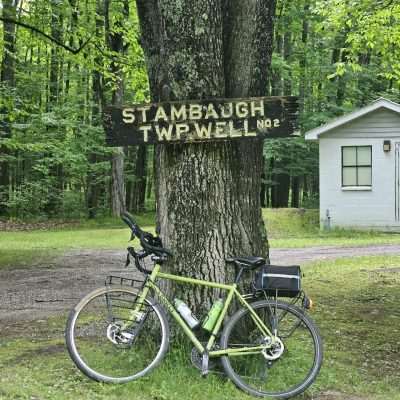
[1,244,400,325]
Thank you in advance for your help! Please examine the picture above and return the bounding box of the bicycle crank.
[190,347,217,372]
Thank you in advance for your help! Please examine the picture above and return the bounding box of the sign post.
[104,96,299,146]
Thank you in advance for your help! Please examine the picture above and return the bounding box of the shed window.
[342,146,372,187]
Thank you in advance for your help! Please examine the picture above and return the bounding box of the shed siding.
[319,108,400,229]
[319,109,400,139]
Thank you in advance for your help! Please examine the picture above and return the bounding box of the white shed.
[305,98,400,230]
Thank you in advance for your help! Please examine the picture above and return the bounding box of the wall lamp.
[383,140,391,152]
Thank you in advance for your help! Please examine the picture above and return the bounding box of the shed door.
[396,142,400,221]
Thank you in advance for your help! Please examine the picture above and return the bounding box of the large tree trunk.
[136,0,275,311]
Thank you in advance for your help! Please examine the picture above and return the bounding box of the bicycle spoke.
[221,300,323,398]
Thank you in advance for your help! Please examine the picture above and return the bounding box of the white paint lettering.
[137,106,150,122]
[273,119,280,127]
[189,104,203,120]
[244,120,256,136]
[229,121,242,137]
[235,102,249,118]
[204,104,219,119]
[155,124,173,141]
[171,105,187,121]
[139,125,152,142]
[194,122,212,139]
[250,100,265,117]
[154,106,168,121]
[175,123,190,139]
[215,121,227,138]
[122,108,135,123]
[220,103,233,118]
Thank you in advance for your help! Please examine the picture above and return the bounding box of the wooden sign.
[103,96,299,146]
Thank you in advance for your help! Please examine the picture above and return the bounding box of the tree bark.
[105,0,128,216]
[260,156,266,208]
[136,0,275,311]
[271,167,290,208]
[44,0,64,216]
[0,0,18,215]
[87,0,106,219]
[299,2,309,111]
[131,145,147,213]
[291,176,300,208]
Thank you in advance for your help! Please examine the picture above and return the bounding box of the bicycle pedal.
[201,352,209,377]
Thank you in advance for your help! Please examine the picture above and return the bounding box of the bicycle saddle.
[226,256,265,270]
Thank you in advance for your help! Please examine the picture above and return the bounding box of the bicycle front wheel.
[66,286,169,383]
[220,299,323,398]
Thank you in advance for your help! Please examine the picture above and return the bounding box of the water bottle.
[202,298,224,332]
[174,298,200,329]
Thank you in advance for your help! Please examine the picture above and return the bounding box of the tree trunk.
[271,33,283,96]
[283,31,292,95]
[0,0,18,215]
[105,0,127,216]
[136,0,275,310]
[260,156,266,208]
[272,166,290,208]
[87,0,106,219]
[329,31,348,111]
[131,145,147,213]
[299,2,309,111]
[291,176,300,208]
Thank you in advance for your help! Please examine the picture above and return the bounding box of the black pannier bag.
[253,265,301,297]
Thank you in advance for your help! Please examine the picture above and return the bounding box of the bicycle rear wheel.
[220,299,323,398]
[65,286,169,383]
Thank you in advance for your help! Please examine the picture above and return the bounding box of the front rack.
[105,275,146,290]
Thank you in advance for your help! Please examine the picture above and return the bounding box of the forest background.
[0,0,399,220]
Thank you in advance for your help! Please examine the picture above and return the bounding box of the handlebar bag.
[253,265,301,298]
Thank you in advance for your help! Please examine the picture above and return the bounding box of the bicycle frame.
[131,264,276,358]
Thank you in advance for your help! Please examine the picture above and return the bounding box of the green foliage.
[0,0,150,218]
[1,0,400,216]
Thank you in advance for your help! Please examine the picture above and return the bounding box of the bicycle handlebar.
[121,212,173,258]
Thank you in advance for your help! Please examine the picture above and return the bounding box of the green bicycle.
[65,213,323,399]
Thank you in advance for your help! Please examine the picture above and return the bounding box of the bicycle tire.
[65,286,169,383]
[220,299,323,398]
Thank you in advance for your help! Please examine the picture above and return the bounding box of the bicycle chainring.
[190,347,217,371]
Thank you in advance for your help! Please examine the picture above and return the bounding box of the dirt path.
[1,244,400,325]
[270,244,400,265]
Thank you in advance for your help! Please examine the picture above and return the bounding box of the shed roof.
[304,98,400,140]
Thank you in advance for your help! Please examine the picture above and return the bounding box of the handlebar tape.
[121,211,173,257]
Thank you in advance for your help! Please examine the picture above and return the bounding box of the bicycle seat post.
[234,263,244,284]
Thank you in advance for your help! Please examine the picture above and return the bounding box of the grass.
[264,208,400,248]
[0,212,156,270]
[2,208,400,270]
[302,255,400,399]
[1,254,400,399]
